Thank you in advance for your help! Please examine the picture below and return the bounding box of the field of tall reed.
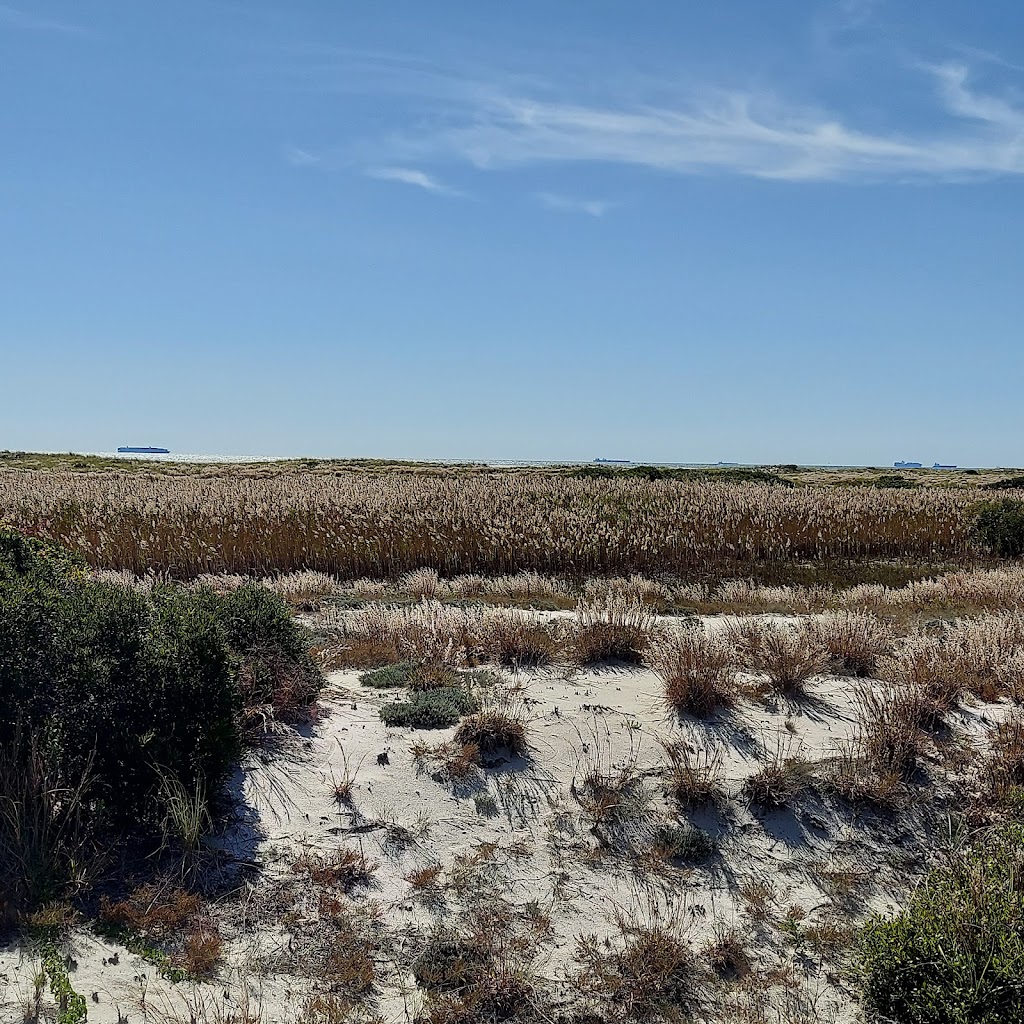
[0,469,981,578]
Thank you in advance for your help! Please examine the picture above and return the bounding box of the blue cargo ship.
[118,446,170,454]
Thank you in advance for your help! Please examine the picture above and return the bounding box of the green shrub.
[379,686,478,729]
[357,660,461,690]
[209,583,322,717]
[571,464,618,479]
[856,826,1024,1024]
[982,476,1024,490]
[874,474,918,489]
[971,499,1024,557]
[0,527,328,920]
[0,528,320,831]
[568,464,794,486]
[359,661,419,688]
[10,579,241,828]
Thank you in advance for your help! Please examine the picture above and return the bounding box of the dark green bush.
[212,583,321,718]
[971,499,1024,558]
[379,686,478,729]
[856,826,1024,1024]
[570,464,618,479]
[982,476,1024,491]
[874,474,918,489]
[570,465,794,487]
[0,528,321,830]
[0,527,326,921]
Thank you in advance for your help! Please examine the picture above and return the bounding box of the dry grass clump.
[571,725,658,856]
[454,709,530,758]
[660,738,723,807]
[93,567,158,592]
[572,596,655,665]
[481,571,570,601]
[405,864,444,890]
[344,600,479,667]
[810,610,894,676]
[651,625,737,716]
[878,638,966,725]
[349,578,390,599]
[730,619,829,696]
[857,681,931,767]
[584,574,672,607]
[291,848,378,893]
[477,608,562,667]
[412,903,546,1024]
[703,925,752,979]
[179,925,224,978]
[265,888,381,1001]
[878,613,1024,705]
[440,574,488,598]
[713,579,826,614]
[573,762,655,853]
[574,908,700,1020]
[979,712,1024,809]
[192,572,251,593]
[265,570,339,608]
[332,601,563,670]
[743,752,816,809]
[824,682,927,806]
[99,884,203,940]
[947,612,1024,699]
[400,567,444,599]
[411,740,483,786]
[677,565,1024,618]
[99,884,223,978]
[995,651,1024,703]
[319,914,377,996]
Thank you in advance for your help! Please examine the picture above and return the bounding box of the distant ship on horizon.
[594,458,632,464]
[118,446,170,454]
[894,460,923,469]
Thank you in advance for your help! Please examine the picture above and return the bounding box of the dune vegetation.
[4,463,1024,1022]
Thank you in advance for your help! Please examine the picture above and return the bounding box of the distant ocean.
[89,452,888,470]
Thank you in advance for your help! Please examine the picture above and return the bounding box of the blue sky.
[2,1,1022,465]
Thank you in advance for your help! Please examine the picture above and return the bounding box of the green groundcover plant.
[856,825,1024,1024]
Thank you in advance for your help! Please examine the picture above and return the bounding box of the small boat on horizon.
[118,446,170,454]
[594,458,632,464]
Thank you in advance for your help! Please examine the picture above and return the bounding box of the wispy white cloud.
[833,0,883,33]
[534,192,614,216]
[366,166,466,196]
[0,3,89,34]
[384,63,1024,183]
[284,145,321,167]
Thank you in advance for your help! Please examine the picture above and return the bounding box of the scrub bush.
[972,499,1024,558]
[856,825,1024,1024]
[380,686,478,729]
[0,525,322,909]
